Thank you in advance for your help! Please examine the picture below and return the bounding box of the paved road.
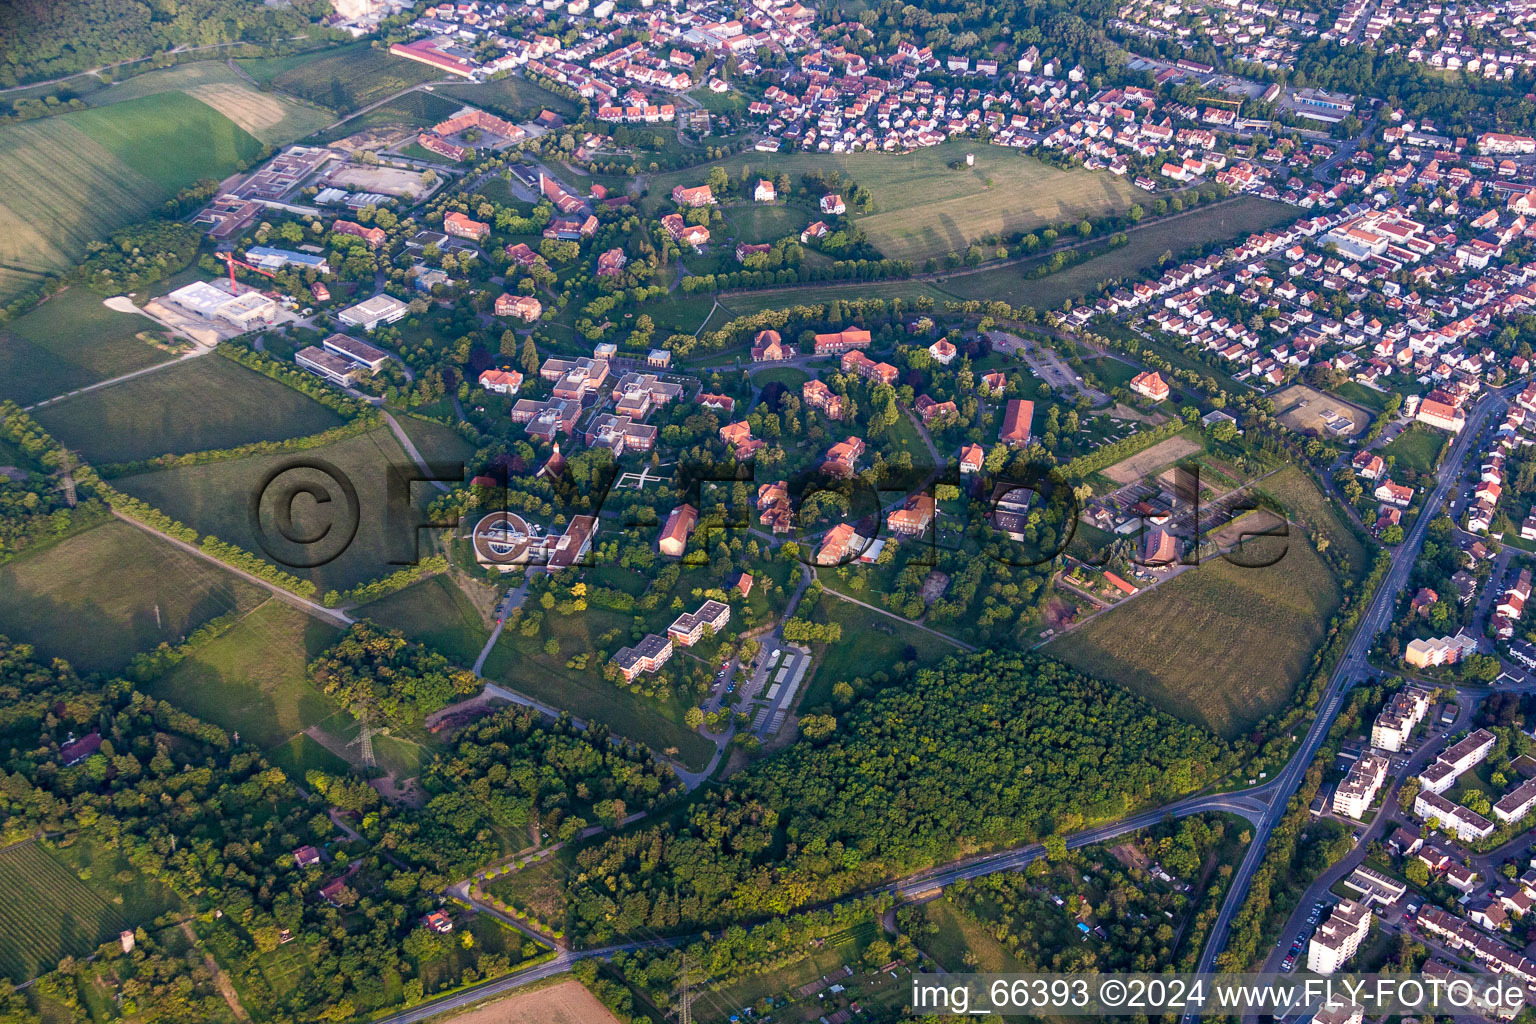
[1187,383,1511,995]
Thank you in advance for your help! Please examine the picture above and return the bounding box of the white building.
[1419,729,1496,794]
[1333,754,1389,819]
[1307,899,1371,974]
[1371,687,1432,752]
[338,293,409,331]
[1415,790,1495,842]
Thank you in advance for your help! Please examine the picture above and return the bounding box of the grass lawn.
[715,279,956,319]
[1257,465,1369,582]
[266,733,353,779]
[1382,424,1447,475]
[481,627,716,770]
[389,412,477,471]
[916,898,1034,973]
[753,366,811,389]
[237,41,445,114]
[355,574,491,666]
[1082,355,1142,391]
[722,203,807,244]
[0,287,174,406]
[1049,534,1341,740]
[635,293,719,336]
[0,520,266,674]
[800,592,957,708]
[1331,380,1391,413]
[83,62,332,145]
[936,198,1297,310]
[34,355,347,465]
[144,599,344,750]
[0,92,264,304]
[114,426,440,594]
[641,141,1141,261]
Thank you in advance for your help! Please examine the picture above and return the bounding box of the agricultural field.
[1049,534,1341,739]
[0,840,139,983]
[355,574,491,666]
[434,76,579,121]
[937,197,1297,309]
[0,520,266,673]
[237,41,444,113]
[1256,466,1368,581]
[114,426,450,594]
[311,90,465,144]
[435,979,621,1024]
[643,142,1140,261]
[0,287,174,406]
[83,62,332,145]
[0,92,264,305]
[144,599,344,751]
[34,355,347,465]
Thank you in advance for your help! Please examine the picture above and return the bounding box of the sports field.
[1272,384,1370,438]
[34,356,347,464]
[114,426,443,594]
[0,92,264,305]
[0,520,266,673]
[0,841,132,983]
[238,41,445,113]
[145,599,344,751]
[0,288,174,406]
[937,197,1297,309]
[356,574,490,666]
[84,62,333,145]
[1049,535,1340,739]
[645,142,1139,261]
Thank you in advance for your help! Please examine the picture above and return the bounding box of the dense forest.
[0,0,332,87]
[308,622,481,729]
[560,653,1232,943]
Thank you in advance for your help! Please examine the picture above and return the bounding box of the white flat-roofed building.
[1308,899,1371,974]
[167,280,239,318]
[296,346,361,386]
[338,293,409,331]
[1343,865,1407,907]
[1372,687,1431,752]
[322,332,391,373]
[1333,754,1389,819]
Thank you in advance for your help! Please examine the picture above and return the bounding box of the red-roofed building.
[495,294,543,321]
[1130,370,1170,402]
[443,211,489,241]
[659,503,698,557]
[1000,399,1034,446]
[814,327,872,354]
[672,184,716,207]
[959,443,985,473]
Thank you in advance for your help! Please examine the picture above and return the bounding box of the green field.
[481,625,716,770]
[1049,535,1340,739]
[238,41,445,113]
[0,288,174,406]
[1258,465,1369,581]
[83,62,333,145]
[35,356,347,464]
[714,279,956,320]
[145,599,344,751]
[0,841,132,982]
[115,426,446,594]
[356,574,490,666]
[390,413,477,471]
[752,366,811,389]
[1382,424,1447,476]
[644,142,1141,261]
[723,203,808,244]
[311,90,465,144]
[0,520,266,673]
[801,592,957,708]
[937,198,1297,310]
[916,898,1033,974]
[0,92,264,304]
[434,77,579,121]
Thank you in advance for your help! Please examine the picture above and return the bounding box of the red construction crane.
[217,251,277,293]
